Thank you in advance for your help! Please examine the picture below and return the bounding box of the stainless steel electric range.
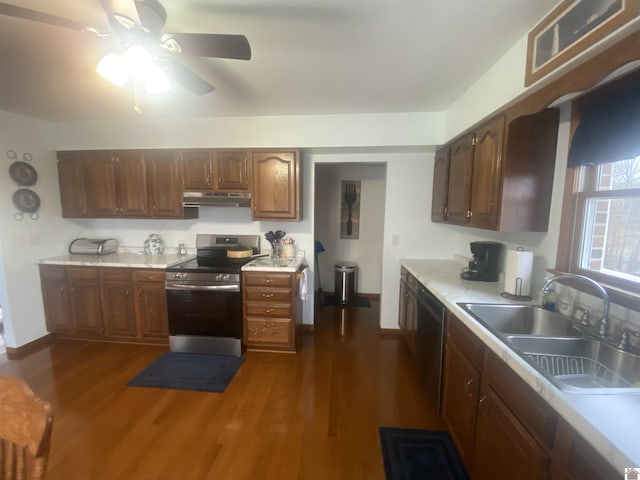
[165,234,263,356]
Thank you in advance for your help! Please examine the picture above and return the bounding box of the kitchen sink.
[459,303,582,337]
[506,336,640,394]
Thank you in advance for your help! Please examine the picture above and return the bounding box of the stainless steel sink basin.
[459,303,582,337]
[506,336,640,394]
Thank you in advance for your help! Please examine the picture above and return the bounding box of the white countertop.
[241,255,306,272]
[38,252,194,269]
[401,258,640,472]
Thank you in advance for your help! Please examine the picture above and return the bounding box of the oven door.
[165,282,242,338]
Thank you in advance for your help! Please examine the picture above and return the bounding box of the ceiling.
[0,0,560,122]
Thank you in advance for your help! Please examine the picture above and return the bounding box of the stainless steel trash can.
[335,262,357,304]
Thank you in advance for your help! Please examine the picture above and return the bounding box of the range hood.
[183,192,251,207]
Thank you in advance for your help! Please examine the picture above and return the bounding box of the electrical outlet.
[392,235,400,246]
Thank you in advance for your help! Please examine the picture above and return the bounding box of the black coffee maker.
[461,241,502,282]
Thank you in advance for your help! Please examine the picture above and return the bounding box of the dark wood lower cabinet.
[40,265,168,345]
[442,341,480,472]
[472,387,549,480]
[442,312,621,479]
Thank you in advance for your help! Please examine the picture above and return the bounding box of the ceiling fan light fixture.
[96,52,127,87]
[96,45,170,94]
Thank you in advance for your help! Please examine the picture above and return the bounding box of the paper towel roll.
[504,249,534,297]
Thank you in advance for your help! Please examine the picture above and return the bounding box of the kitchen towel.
[299,267,309,300]
[504,248,534,297]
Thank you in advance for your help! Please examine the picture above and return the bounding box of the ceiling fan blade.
[100,0,141,29]
[0,2,93,32]
[163,33,251,60]
[160,57,215,95]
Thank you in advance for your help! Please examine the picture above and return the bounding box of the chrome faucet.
[618,327,640,351]
[541,274,610,337]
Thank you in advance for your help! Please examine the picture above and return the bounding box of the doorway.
[313,162,387,306]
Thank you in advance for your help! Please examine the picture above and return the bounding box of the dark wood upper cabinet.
[57,153,88,218]
[446,135,474,225]
[57,150,196,220]
[251,150,301,221]
[114,152,149,218]
[182,151,213,191]
[469,116,504,229]
[146,151,189,219]
[432,109,559,232]
[214,150,250,192]
[182,150,251,193]
[431,147,450,222]
[84,152,118,218]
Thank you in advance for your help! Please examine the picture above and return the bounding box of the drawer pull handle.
[261,279,275,283]
[262,293,275,298]
[264,308,275,313]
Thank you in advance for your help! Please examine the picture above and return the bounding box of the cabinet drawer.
[244,272,292,288]
[244,287,292,303]
[246,317,292,345]
[67,266,99,281]
[245,302,292,318]
[447,313,484,370]
[485,351,557,449]
[132,269,165,283]
[100,268,133,282]
[39,265,66,280]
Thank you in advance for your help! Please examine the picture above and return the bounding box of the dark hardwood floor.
[0,298,444,479]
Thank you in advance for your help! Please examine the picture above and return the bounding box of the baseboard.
[379,328,402,338]
[300,324,315,333]
[5,333,55,360]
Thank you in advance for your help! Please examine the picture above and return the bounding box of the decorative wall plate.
[13,188,41,213]
[9,161,38,186]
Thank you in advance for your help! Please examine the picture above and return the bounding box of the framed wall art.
[340,180,361,239]
[525,0,638,86]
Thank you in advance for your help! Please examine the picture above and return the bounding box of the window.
[556,70,640,310]
[577,158,640,283]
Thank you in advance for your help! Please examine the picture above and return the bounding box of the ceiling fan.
[0,0,251,95]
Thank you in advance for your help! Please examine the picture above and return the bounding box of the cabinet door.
[182,151,213,191]
[102,283,138,337]
[57,153,88,218]
[147,152,184,218]
[115,152,149,217]
[40,277,73,332]
[398,278,408,331]
[214,150,250,192]
[84,152,118,217]
[251,151,300,220]
[446,135,473,225]
[470,117,504,229]
[472,387,549,480]
[69,281,103,335]
[404,287,417,356]
[431,147,450,222]
[442,341,479,472]
[135,284,169,339]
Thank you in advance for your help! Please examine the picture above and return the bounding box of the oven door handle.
[165,283,240,292]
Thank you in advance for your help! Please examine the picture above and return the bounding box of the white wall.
[52,112,445,150]
[0,111,71,347]
[314,163,386,295]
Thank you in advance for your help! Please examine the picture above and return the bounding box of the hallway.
[0,299,443,479]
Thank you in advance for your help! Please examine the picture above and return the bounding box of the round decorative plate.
[13,188,41,213]
[9,161,38,186]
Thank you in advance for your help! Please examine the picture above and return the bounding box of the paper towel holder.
[501,247,533,301]
[501,276,533,301]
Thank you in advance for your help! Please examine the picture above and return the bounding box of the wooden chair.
[0,376,53,480]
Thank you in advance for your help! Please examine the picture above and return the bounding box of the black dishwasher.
[416,283,446,413]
